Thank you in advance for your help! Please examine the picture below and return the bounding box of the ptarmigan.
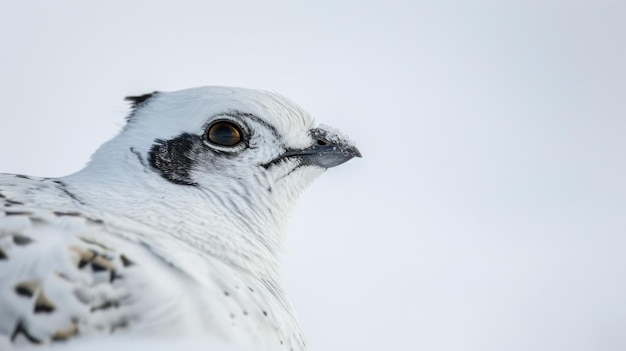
[0,86,360,350]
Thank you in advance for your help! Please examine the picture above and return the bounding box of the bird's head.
[73,86,360,259]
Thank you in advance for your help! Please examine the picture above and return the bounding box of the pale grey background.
[1,1,625,350]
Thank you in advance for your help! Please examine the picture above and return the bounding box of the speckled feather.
[0,87,360,350]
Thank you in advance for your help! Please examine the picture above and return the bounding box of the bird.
[0,86,360,350]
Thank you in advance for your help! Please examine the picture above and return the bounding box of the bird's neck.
[61,156,289,279]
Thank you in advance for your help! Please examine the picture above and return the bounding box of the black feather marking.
[34,299,56,314]
[125,92,156,107]
[90,255,114,273]
[120,254,135,267]
[111,271,123,283]
[78,250,98,269]
[130,147,148,169]
[11,320,42,344]
[148,133,201,186]
[0,247,7,260]
[13,235,33,245]
[125,92,157,121]
[52,180,85,205]
[53,211,82,217]
[34,304,55,313]
[91,261,108,272]
[14,174,31,179]
[15,286,34,298]
[5,211,34,216]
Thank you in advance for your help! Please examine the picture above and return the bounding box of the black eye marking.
[205,121,243,147]
[148,133,201,186]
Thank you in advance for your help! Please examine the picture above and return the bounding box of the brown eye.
[206,121,243,146]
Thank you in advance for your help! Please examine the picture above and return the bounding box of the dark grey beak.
[267,127,361,169]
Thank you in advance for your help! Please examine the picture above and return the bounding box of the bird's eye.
[205,121,243,146]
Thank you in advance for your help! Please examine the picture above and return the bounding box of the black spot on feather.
[111,271,123,283]
[148,133,201,186]
[15,286,33,297]
[14,282,37,298]
[13,235,33,245]
[5,211,33,216]
[91,261,108,272]
[11,320,42,344]
[120,254,135,267]
[53,211,82,217]
[78,250,98,269]
[125,92,156,107]
[34,302,55,314]
[125,92,157,121]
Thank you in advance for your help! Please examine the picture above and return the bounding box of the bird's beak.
[281,127,362,168]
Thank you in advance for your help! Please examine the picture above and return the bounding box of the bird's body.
[0,87,359,350]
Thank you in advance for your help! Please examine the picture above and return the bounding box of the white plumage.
[0,87,360,350]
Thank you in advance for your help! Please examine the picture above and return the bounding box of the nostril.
[317,139,329,146]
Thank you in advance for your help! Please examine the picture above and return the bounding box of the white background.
[1,1,625,350]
